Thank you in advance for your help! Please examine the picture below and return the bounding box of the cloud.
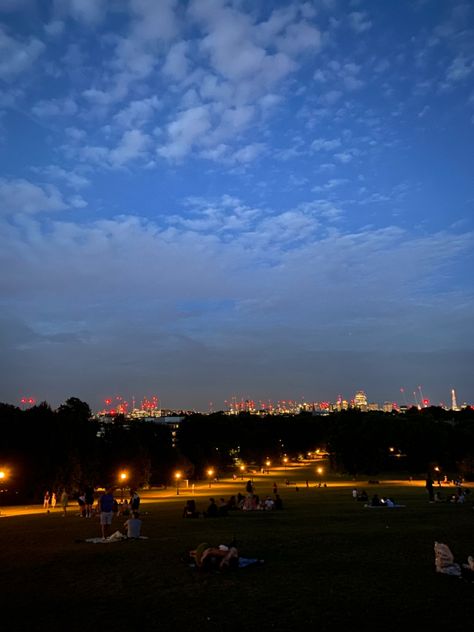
[31,166,90,190]
[0,178,68,215]
[54,0,107,25]
[162,41,190,80]
[113,96,161,129]
[32,97,78,118]
[349,11,372,34]
[311,138,341,151]
[108,129,152,166]
[158,105,211,160]
[0,26,45,81]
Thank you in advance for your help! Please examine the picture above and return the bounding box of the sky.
[0,0,473,412]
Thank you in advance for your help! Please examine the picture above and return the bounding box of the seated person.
[274,494,283,510]
[264,496,275,510]
[190,543,239,571]
[205,498,218,517]
[217,498,229,517]
[358,490,368,502]
[370,494,381,507]
[183,499,199,518]
[124,511,142,539]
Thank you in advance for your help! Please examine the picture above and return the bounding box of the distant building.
[354,390,368,411]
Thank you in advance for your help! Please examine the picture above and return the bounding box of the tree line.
[0,397,473,501]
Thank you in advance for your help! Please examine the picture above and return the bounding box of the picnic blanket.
[85,530,149,544]
[364,504,405,509]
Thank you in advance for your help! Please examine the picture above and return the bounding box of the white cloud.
[349,12,372,33]
[54,0,107,25]
[113,96,160,129]
[162,41,190,80]
[109,129,152,166]
[0,178,68,215]
[446,55,473,83]
[32,97,78,118]
[0,26,45,80]
[232,143,265,164]
[158,105,212,160]
[311,138,341,151]
[33,165,90,190]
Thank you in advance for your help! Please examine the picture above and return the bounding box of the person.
[352,488,358,500]
[43,491,50,513]
[273,482,278,495]
[60,489,68,517]
[124,511,142,539]
[51,492,57,510]
[77,494,86,517]
[358,490,368,502]
[246,480,254,494]
[370,494,381,507]
[274,494,283,510]
[426,474,435,502]
[190,542,239,571]
[205,498,218,518]
[264,496,274,510]
[99,488,115,539]
[183,499,199,518]
[84,486,94,518]
[218,498,228,517]
[121,499,131,516]
[130,490,140,512]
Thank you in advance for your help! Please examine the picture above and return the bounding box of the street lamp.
[118,470,128,501]
[175,471,182,495]
[265,459,271,473]
[0,470,7,516]
[240,465,245,480]
[283,456,288,472]
[317,466,324,487]
[207,468,214,488]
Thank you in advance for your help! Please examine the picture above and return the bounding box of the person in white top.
[124,511,142,539]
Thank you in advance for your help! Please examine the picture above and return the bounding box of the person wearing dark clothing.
[183,499,199,518]
[246,480,254,494]
[206,498,218,517]
[130,491,140,512]
[425,475,435,502]
[274,494,283,510]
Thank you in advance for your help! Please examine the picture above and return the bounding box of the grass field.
[1,467,473,631]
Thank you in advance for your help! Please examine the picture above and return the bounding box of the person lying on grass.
[190,542,239,570]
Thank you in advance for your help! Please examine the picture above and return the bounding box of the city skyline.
[1,1,473,410]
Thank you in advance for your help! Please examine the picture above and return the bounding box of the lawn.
[1,469,472,631]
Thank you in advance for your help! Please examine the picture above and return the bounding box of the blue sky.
[1,0,473,410]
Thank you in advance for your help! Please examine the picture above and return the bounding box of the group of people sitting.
[183,492,284,518]
[434,488,469,503]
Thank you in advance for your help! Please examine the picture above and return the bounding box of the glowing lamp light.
[317,467,324,475]
[207,468,214,477]
[175,471,182,481]
[119,471,128,482]
[265,459,271,467]
[0,471,5,480]
[240,465,245,471]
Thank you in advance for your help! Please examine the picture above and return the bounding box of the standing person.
[246,480,254,494]
[43,490,50,513]
[51,491,57,510]
[99,488,115,539]
[426,474,435,502]
[84,486,94,518]
[60,489,68,517]
[272,482,278,495]
[130,490,140,512]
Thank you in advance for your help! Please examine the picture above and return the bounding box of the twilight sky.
[1,0,473,411]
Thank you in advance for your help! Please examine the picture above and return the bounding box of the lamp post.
[0,470,7,516]
[207,468,214,488]
[240,465,245,480]
[175,471,182,495]
[283,456,288,472]
[265,459,271,473]
[317,467,324,487]
[119,470,128,501]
